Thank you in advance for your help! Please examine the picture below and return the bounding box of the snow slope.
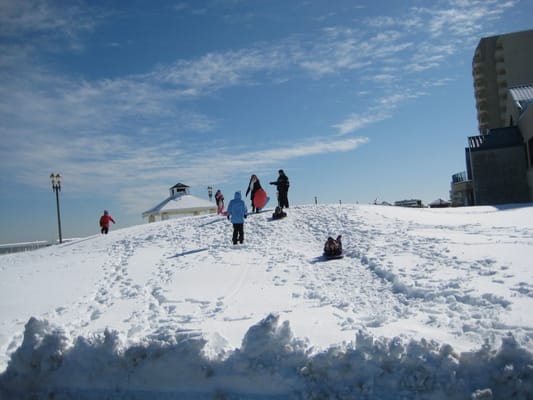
[0,204,532,399]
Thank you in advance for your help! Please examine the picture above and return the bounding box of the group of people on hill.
[222,169,290,245]
[221,169,341,256]
[98,168,341,256]
[243,169,290,213]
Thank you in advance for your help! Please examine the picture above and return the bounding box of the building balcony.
[479,121,489,132]
[452,171,467,184]
[474,78,486,89]
[477,98,488,108]
[450,176,473,207]
[476,92,486,101]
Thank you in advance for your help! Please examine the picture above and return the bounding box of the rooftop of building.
[509,84,533,115]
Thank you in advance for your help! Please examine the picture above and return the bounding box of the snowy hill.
[1,203,532,399]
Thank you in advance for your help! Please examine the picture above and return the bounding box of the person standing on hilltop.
[270,169,290,209]
[226,191,248,245]
[99,210,116,234]
[245,174,263,213]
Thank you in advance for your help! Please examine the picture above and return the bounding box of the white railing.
[0,241,51,255]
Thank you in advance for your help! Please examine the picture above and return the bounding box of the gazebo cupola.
[170,183,190,197]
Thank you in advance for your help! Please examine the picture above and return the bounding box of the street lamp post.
[50,173,63,244]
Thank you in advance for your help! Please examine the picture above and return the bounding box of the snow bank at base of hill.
[1,314,532,400]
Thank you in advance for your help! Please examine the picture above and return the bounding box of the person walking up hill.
[99,210,116,234]
[226,191,248,245]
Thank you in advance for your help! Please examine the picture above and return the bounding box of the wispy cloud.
[411,0,518,41]
[150,46,288,92]
[333,113,391,136]
[0,0,101,53]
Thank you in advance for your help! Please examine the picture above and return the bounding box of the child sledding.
[271,206,287,220]
[323,235,343,259]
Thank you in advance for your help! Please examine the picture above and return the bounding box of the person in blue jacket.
[226,191,248,245]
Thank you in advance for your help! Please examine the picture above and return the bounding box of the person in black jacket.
[272,206,287,220]
[245,174,262,213]
[324,235,342,257]
[270,169,290,209]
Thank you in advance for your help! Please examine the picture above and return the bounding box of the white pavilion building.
[142,183,217,222]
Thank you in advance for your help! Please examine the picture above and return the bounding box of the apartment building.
[473,29,533,134]
[452,30,533,206]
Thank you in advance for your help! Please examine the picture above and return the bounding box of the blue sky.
[1,0,532,244]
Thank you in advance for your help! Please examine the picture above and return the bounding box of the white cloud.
[376,91,425,107]
[151,48,281,91]
[333,113,391,136]
[0,0,99,51]
[412,0,518,40]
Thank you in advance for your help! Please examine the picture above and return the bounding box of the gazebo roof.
[143,183,216,220]
[142,194,216,218]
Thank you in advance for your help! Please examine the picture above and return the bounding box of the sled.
[271,208,287,220]
[323,252,344,260]
[253,189,268,209]
[258,196,270,211]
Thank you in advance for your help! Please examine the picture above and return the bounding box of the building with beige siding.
[452,30,533,206]
[473,29,533,134]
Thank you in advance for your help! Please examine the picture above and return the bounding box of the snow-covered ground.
[1,203,532,399]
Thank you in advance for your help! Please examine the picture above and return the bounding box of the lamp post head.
[50,173,61,191]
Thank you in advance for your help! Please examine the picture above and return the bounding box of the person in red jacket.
[99,210,115,234]
[215,189,225,215]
